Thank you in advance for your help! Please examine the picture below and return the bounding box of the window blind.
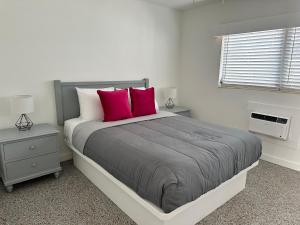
[219,27,300,91]
[220,29,286,88]
[282,27,300,89]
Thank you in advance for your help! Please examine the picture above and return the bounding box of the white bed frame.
[54,79,259,225]
[68,143,258,225]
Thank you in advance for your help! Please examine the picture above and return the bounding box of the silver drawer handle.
[29,145,36,150]
[31,162,37,168]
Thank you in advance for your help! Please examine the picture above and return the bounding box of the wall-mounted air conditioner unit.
[249,112,291,140]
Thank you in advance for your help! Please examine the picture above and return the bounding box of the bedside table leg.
[54,171,60,179]
[5,185,13,193]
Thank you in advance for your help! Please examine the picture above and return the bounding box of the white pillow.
[117,87,159,113]
[76,87,114,121]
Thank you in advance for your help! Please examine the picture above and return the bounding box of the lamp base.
[15,114,33,131]
[165,98,175,109]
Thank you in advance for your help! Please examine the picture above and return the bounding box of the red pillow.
[130,87,156,117]
[97,89,133,122]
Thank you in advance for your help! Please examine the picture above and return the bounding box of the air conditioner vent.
[251,113,288,124]
[249,112,291,140]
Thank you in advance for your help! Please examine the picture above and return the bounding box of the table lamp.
[11,95,34,131]
[163,88,177,109]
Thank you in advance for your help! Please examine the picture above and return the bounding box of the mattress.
[69,114,262,213]
[64,117,86,144]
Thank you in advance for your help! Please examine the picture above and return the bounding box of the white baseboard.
[261,153,300,171]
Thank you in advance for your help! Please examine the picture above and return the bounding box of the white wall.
[0,0,181,160]
[179,0,300,170]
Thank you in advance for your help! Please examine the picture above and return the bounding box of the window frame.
[218,27,300,93]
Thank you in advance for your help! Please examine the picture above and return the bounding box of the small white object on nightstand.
[163,87,177,109]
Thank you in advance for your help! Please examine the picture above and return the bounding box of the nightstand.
[160,106,191,117]
[0,124,62,192]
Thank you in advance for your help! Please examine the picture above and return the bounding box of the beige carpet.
[0,160,299,225]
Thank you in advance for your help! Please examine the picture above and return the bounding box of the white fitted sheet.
[64,118,86,144]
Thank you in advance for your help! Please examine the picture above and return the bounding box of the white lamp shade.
[163,88,177,99]
[11,95,34,114]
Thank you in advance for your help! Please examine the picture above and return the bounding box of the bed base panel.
[71,144,258,225]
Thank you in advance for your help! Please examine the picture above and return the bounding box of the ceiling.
[142,0,222,9]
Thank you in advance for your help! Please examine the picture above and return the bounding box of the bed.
[54,79,261,225]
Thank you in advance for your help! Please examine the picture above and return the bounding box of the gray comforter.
[73,116,261,213]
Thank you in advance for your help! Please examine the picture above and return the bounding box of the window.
[283,27,300,89]
[219,27,300,91]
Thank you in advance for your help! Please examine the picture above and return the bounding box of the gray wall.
[179,0,300,170]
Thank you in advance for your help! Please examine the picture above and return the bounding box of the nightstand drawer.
[5,153,59,180]
[3,136,57,162]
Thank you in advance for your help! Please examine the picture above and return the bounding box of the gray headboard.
[54,79,149,126]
